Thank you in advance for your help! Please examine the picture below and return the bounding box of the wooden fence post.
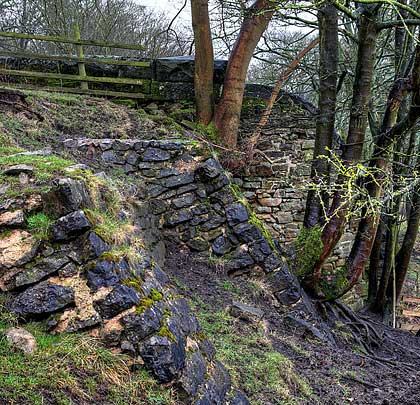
[73,25,88,90]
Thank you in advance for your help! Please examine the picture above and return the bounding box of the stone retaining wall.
[236,95,355,277]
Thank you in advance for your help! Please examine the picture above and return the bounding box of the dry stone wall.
[63,138,331,333]
[236,94,355,278]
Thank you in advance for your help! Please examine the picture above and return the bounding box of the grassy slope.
[0,303,178,405]
[0,89,189,152]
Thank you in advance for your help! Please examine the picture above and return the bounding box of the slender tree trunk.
[368,214,386,302]
[191,0,214,125]
[304,3,338,228]
[391,191,420,301]
[373,200,399,311]
[214,0,276,148]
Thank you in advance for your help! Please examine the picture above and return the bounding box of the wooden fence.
[0,27,152,99]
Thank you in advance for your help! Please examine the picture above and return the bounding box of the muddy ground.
[165,242,420,405]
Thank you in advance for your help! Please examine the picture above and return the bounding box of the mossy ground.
[0,146,77,201]
[192,299,312,404]
[0,303,178,405]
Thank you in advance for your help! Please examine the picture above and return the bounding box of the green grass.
[193,301,312,404]
[27,212,53,240]
[0,303,177,405]
[0,151,75,200]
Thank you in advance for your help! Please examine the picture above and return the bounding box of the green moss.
[248,211,276,251]
[150,288,163,301]
[27,213,53,240]
[99,251,120,263]
[294,226,323,279]
[319,264,349,300]
[158,325,177,343]
[122,276,144,294]
[0,229,12,239]
[135,288,164,314]
[136,297,154,314]
[195,122,220,144]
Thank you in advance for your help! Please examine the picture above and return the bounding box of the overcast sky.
[138,0,191,23]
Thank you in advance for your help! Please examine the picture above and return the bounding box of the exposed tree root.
[321,301,418,372]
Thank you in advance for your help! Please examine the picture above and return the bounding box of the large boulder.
[51,210,92,242]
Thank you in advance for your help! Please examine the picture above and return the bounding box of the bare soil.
[165,242,420,405]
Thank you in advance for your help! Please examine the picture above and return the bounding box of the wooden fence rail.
[0,27,152,98]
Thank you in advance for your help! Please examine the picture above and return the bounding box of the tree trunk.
[214,0,276,148]
[368,214,386,302]
[305,6,380,290]
[304,3,338,228]
[390,190,420,302]
[191,0,214,125]
[327,38,420,299]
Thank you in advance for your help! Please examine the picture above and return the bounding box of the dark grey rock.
[196,158,224,180]
[274,287,301,306]
[228,301,264,322]
[81,232,110,261]
[139,334,186,383]
[248,239,272,263]
[263,253,282,273]
[122,306,163,344]
[187,237,209,252]
[8,281,74,317]
[125,151,139,166]
[143,148,170,162]
[161,173,195,189]
[204,174,230,194]
[196,360,231,404]
[212,236,229,256]
[93,285,140,319]
[164,209,193,227]
[167,298,200,336]
[14,254,70,288]
[197,338,215,361]
[233,223,263,243]
[172,193,196,209]
[209,188,236,206]
[176,184,198,195]
[58,262,78,278]
[3,164,34,175]
[101,150,118,164]
[179,349,207,398]
[284,315,331,342]
[148,199,168,214]
[55,178,91,214]
[157,168,180,178]
[268,266,296,293]
[225,203,249,226]
[226,249,254,272]
[51,210,92,242]
[200,215,225,231]
[148,184,168,198]
[114,140,131,151]
[227,391,250,405]
[86,260,121,292]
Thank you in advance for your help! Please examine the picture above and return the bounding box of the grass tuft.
[27,212,53,240]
